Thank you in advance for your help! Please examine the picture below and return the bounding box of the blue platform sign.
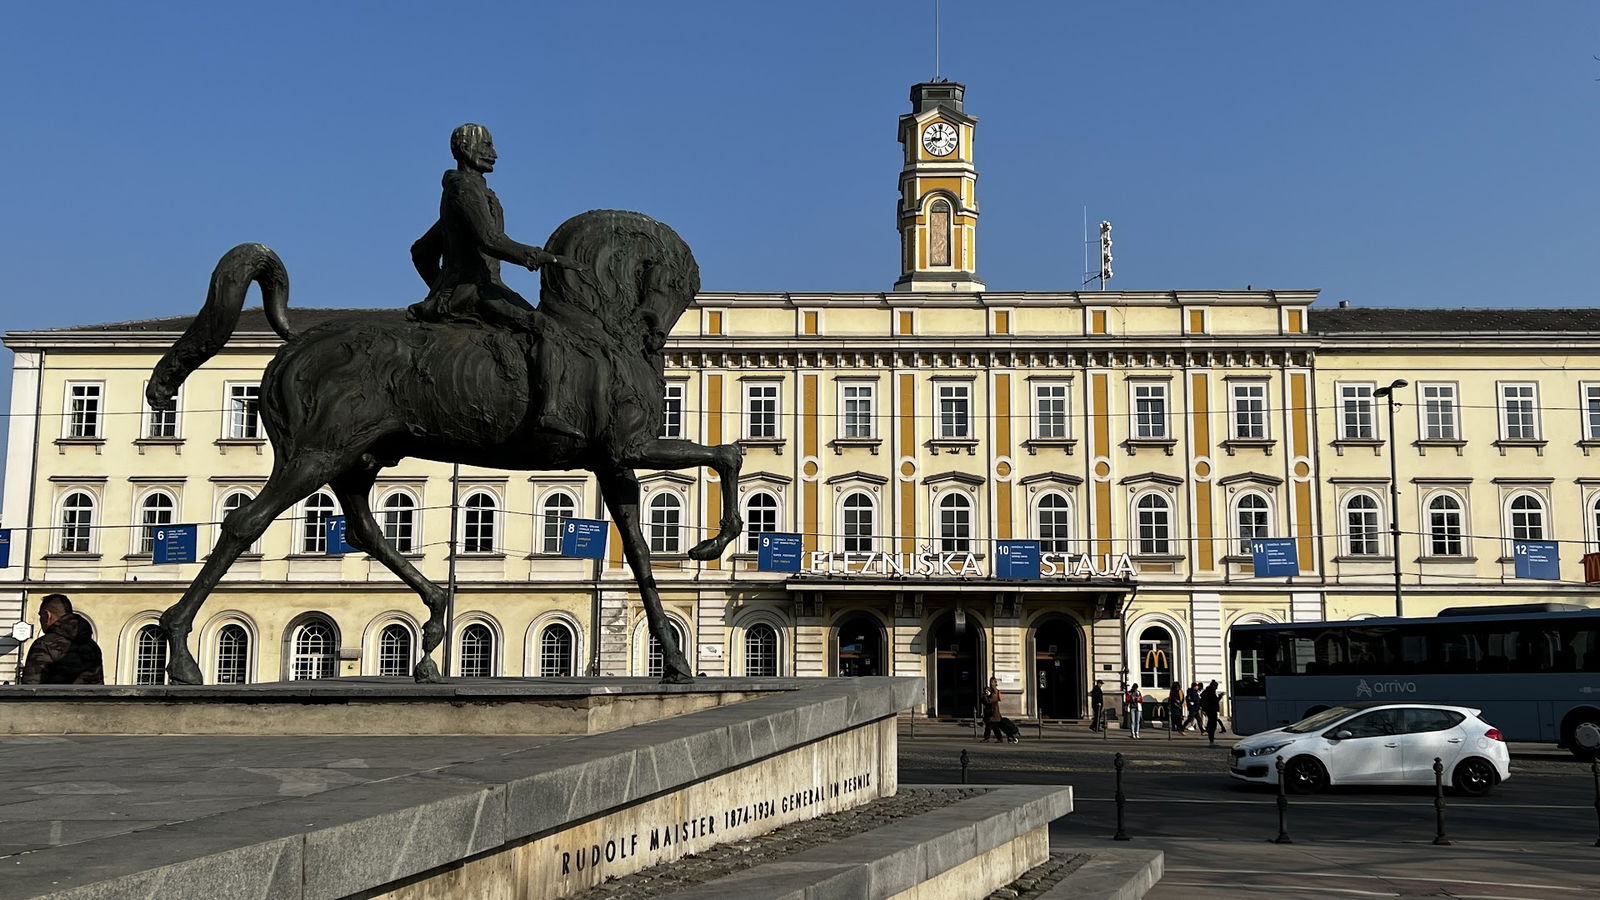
[1251,538,1299,577]
[1515,541,1560,580]
[153,524,198,565]
[757,533,803,572]
[996,540,1042,579]
[561,518,608,559]
[324,515,358,555]
[0,528,9,568]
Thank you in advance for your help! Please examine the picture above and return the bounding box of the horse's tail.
[147,243,292,410]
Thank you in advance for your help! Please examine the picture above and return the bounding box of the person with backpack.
[1201,679,1223,745]
[980,676,1004,743]
[1125,682,1143,738]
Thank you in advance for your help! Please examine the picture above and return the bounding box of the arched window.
[220,490,259,554]
[647,620,689,679]
[1137,625,1175,690]
[137,492,176,555]
[289,618,337,680]
[928,197,952,267]
[1593,496,1600,552]
[1235,493,1270,556]
[1344,494,1381,556]
[1509,494,1546,542]
[744,491,779,553]
[1134,494,1172,556]
[461,492,497,554]
[1427,494,1464,557]
[58,491,96,554]
[539,622,575,677]
[841,492,875,553]
[648,493,682,554]
[745,623,779,677]
[937,493,972,553]
[540,491,577,553]
[381,492,418,553]
[302,491,338,554]
[459,623,494,677]
[134,624,167,685]
[215,623,250,685]
[377,623,413,677]
[1036,492,1072,554]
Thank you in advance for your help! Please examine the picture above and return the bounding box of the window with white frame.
[1419,383,1459,440]
[1427,494,1464,557]
[1234,492,1270,555]
[937,493,972,553]
[377,623,413,677]
[540,491,577,553]
[841,492,875,552]
[215,624,250,684]
[840,382,876,439]
[1508,494,1546,542]
[458,623,494,677]
[661,382,685,439]
[743,382,780,439]
[1593,495,1600,551]
[1131,382,1168,440]
[301,491,338,553]
[64,382,104,439]
[745,624,779,677]
[1229,382,1268,440]
[142,383,179,439]
[937,382,972,439]
[1036,492,1072,553]
[1138,625,1175,691]
[381,492,418,553]
[539,622,575,676]
[648,493,682,553]
[1134,494,1172,555]
[1498,383,1539,440]
[461,491,497,554]
[743,491,778,553]
[134,624,167,685]
[58,491,95,553]
[289,618,337,680]
[1344,494,1382,556]
[1584,384,1600,441]
[1033,383,1070,440]
[219,490,259,554]
[226,383,262,440]
[137,491,176,555]
[1338,383,1376,440]
[646,620,688,679]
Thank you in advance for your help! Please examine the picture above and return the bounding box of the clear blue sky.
[1,1,1597,477]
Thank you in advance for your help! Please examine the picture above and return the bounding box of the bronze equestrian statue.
[147,124,742,684]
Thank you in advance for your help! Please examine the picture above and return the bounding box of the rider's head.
[451,123,496,173]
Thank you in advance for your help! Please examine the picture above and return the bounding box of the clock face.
[921,122,958,157]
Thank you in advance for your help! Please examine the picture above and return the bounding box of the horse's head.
[539,210,700,348]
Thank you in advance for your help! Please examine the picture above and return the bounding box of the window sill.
[1331,438,1383,456]
[525,551,584,559]
[1122,438,1177,456]
[737,438,785,455]
[54,438,104,455]
[1130,553,1184,563]
[927,439,979,456]
[1414,439,1466,457]
[215,439,267,455]
[134,438,184,455]
[1221,439,1275,456]
[455,553,507,560]
[1022,438,1077,456]
[1416,555,1477,564]
[830,438,882,455]
[1580,440,1600,456]
[1493,439,1546,457]
[43,553,102,560]
[288,553,351,560]
[1333,555,1395,563]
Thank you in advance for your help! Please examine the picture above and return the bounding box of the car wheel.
[1284,756,1328,794]
[1452,757,1497,797]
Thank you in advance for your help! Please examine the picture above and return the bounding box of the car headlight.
[1249,742,1292,756]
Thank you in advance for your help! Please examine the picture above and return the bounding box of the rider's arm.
[411,221,443,286]
[449,178,553,269]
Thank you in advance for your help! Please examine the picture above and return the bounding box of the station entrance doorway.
[929,612,983,718]
[1032,617,1082,720]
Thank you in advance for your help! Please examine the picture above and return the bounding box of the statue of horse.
[146,209,742,684]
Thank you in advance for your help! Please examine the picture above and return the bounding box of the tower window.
[929,199,952,267]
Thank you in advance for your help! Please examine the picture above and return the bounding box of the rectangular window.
[1230,383,1268,440]
[65,382,104,439]
[1419,383,1458,440]
[1131,382,1168,440]
[226,383,262,440]
[1584,384,1600,441]
[1337,383,1375,440]
[744,382,780,439]
[1498,383,1539,441]
[937,383,972,439]
[661,383,685,439]
[840,382,876,439]
[1033,383,1070,440]
[142,383,179,440]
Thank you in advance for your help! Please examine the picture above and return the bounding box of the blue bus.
[1228,605,1600,759]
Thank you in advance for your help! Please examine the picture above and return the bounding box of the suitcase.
[999,717,1021,742]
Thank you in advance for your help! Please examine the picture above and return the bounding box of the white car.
[1229,702,1510,796]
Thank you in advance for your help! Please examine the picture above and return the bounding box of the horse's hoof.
[659,669,695,685]
[167,655,204,685]
[413,659,445,684]
[687,538,724,561]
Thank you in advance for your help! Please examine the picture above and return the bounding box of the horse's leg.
[161,455,335,684]
[330,464,451,683]
[623,438,744,560]
[597,467,693,684]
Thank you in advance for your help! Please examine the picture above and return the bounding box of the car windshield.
[1282,706,1357,734]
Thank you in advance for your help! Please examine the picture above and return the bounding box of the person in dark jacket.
[1200,679,1223,745]
[980,677,1004,742]
[1089,680,1105,731]
[18,594,104,685]
[1182,681,1203,733]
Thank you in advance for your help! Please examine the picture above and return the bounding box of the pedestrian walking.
[1089,680,1105,731]
[980,676,1004,743]
[1182,681,1203,733]
[1126,682,1143,738]
[18,593,104,685]
[1166,684,1184,733]
[1201,679,1222,745]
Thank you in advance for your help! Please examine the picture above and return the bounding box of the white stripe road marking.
[1076,798,1589,809]
[1157,881,1397,897]
[1166,869,1594,891]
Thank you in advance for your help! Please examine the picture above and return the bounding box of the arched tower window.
[929,198,952,267]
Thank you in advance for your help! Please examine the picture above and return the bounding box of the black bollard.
[1591,760,1598,848]
[1432,757,1451,846]
[1272,756,1293,844]
[1113,752,1131,841]
[960,748,970,784]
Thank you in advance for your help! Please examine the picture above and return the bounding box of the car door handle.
[1383,742,1399,748]
[1447,738,1462,743]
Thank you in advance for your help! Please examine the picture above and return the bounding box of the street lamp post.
[1373,379,1410,617]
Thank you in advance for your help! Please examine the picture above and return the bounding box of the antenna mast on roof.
[933,0,941,81]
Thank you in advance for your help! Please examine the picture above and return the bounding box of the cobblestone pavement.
[984,850,1089,899]
[574,788,988,899]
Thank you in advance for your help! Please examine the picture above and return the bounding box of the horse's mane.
[537,209,700,348]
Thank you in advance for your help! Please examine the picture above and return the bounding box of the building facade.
[4,83,1598,712]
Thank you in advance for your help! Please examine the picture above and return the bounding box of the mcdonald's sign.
[1585,552,1600,585]
[1143,648,1169,670]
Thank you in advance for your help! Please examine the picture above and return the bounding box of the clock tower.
[894,81,984,292]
